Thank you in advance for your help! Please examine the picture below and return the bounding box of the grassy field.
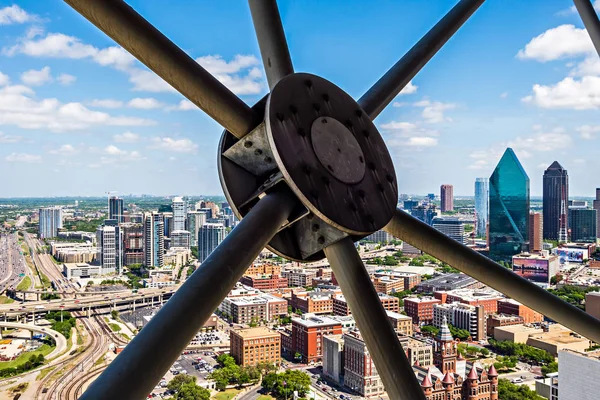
[0,344,55,369]
[0,295,14,304]
[213,389,240,400]
[35,366,55,381]
[16,276,31,291]
[257,396,276,400]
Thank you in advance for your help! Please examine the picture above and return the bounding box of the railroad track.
[62,366,105,400]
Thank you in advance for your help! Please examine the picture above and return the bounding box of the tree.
[420,325,439,336]
[262,370,311,399]
[498,379,545,399]
[479,347,490,357]
[176,382,210,400]
[216,354,237,368]
[448,324,471,341]
[111,310,119,320]
[168,374,196,392]
[210,369,230,391]
[550,274,563,285]
[541,361,558,376]
[294,352,302,361]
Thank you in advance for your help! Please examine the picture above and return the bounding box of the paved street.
[0,233,28,293]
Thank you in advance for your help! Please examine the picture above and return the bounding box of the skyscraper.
[529,212,543,253]
[172,196,186,231]
[38,207,63,239]
[198,223,226,262]
[474,178,489,238]
[186,211,208,247]
[543,162,569,242]
[144,212,164,268]
[121,223,144,266]
[440,184,454,212]
[489,148,530,261]
[568,207,597,243]
[109,196,124,223]
[593,188,600,239]
[96,220,122,275]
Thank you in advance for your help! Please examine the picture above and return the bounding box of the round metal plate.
[311,117,365,184]
[266,73,398,235]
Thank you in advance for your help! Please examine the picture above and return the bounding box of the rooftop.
[386,310,412,320]
[292,314,341,328]
[513,252,557,261]
[232,327,279,339]
[404,296,440,303]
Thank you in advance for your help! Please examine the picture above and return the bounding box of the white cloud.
[0,132,21,143]
[127,97,163,109]
[167,99,196,111]
[509,130,572,152]
[150,137,199,153]
[20,66,52,86]
[88,99,124,109]
[0,84,155,131]
[380,121,418,131]
[569,56,600,77]
[399,81,418,95]
[517,25,595,62]
[113,132,139,143]
[0,5,35,25]
[500,92,508,99]
[105,145,126,156]
[0,71,9,86]
[559,1,600,16]
[577,125,600,139]
[406,137,438,147]
[413,100,456,123]
[522,76,600,109]
[573,158,586,164]
[49,144,77,155]
[100,146,144,163]
[195,54,264,95]
[57,73,76,85]
[5,152,41,163]
[468,159,489,170]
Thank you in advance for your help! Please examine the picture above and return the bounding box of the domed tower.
[487,364,499,400]
[442,371,455,396]
[434,316,457,374]
[465,366,479,400]
[421,370,433,399]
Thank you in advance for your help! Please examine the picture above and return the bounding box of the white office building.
[39,207,63,239]
[96,221,122,275]
[172,196,187,231]
[198,223,226,262]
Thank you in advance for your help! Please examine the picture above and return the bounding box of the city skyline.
[0,1,599,197]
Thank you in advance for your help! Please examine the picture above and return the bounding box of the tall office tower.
[144,212,164,268]
[162,212,173,238]
[121,223,144,266]
[411,204,437,226]
[489,148,530,261]
[593,188,600,238]
[529,212,543,253]
[432,216,467,244]
[186,211,207,247]
[172,196,186,231]
[109,196,124,223]
[568,207,597,243]
[96,220,122,275]
[38,206,63,239]
[440,184,454,212]
[543,161,569,242]
[198,223,226,262]
[474,178,489,238]
[403,200,420,213]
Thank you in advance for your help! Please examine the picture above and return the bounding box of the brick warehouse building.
[230,327,280,367]
[333,294,399,316]
[404,297,442,324]
[239,274,288,290]
[291,314,342,363]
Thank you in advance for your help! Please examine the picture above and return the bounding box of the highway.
[0,321,67,360]
[0,233,28,293]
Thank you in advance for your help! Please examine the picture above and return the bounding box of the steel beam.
[80,190,298,400]
[574,0,600,57]
[249,0,294,90]
[384,209,600,343]
[64,0,258,139]
[324,237,425,400]
[358,0,485,119]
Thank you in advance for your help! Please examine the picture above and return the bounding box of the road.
[0,321,67,359]
[0,233,28,293]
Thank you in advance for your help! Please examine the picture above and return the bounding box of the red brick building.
[486,314,524,336]
[404,297,441,324]
[240,274,288,290]
[371,276,404,294]
[332,294,399,316]
[292,315,342,363]
[230,327,281,366]
[435,289,503,314]
[289,292,333,314]
[497,299,543,324]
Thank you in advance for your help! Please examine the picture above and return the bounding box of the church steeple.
[433,316,457,374]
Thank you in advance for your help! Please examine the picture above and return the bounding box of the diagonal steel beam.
[249,0,294,90]
[573,0,600,57]
[384,209,600,344]
[80,190,298,400]
[64,0,258,139]
[325,237,425,400]
[358,0,485,119]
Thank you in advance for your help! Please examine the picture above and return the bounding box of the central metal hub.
[219,72,397,261]
[310,117,365,184]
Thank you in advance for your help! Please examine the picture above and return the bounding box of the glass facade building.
[109,196,124,223]
[489,148,530,261]
[474,178,489,238]
[543,162,568,242]
[568,208,597,243]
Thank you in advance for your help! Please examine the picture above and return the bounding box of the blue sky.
[0,0,599,197]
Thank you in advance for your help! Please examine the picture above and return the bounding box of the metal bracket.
[223,122,277,176]
[295,215,348,259]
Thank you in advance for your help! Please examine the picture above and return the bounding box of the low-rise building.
[404,297,442,324]
[333,294,399,316]
[240,274,288,290]
[245,263,281,277]
[415,273,483,294]
[282,268,317,287]
[435,288,503,314]
[586,292,600,320]
[486,314,524,336]
[497,298,543,324]
[220,293,288,324]
[511,252,559,285]
[371,276,404,294]
[292,314,342,364]
[63,263,101,279]
[398,334,433,367]
[433,302,486,341]
[163,247,191,268]
[142,268,177,288]
[230,327,281,367]
[494,324,590,355]
[290,291,333,314]
[386,311,413,336]
[343,330,385,398]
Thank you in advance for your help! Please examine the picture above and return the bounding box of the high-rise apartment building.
[489,148,530,261]
[569,207,597,243]
[529,212,543,253]
[440,184,454,212]
[162,212,173,238]
[198,223,225,262]
[109,196,124,223]
[171,230,191,249]
[186,211,207,247]
[593,189,600,239]
[144,213,164,268]
[38,207,63,239]
[96,220,122,275]
[121,223,144,266]
[543,162,568,242]
[172,197,186,231]
[474,178,489,238]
